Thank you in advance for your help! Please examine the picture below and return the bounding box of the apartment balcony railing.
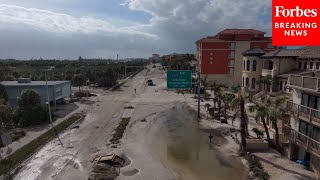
[284,125,320,158]
[288,74,320,91]
[287,101,320,127]
[262,69,274,77]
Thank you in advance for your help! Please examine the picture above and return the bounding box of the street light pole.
[197,71,201,118]
[45,70,64,147]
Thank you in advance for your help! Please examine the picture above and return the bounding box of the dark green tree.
[14,90,48,126]
[72,74,86,91]
[0,83,8,103]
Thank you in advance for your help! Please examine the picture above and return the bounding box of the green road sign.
[167,70,192,89]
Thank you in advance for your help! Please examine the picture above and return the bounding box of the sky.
[0,0,273,59]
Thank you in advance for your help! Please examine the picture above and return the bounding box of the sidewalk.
[0,102,85,160]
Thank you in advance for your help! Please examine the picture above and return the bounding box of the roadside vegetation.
[0,114,83,175]
[110,118,130,144]
[0,58,147,89]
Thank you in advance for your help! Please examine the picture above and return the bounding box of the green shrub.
[0,114,82,175]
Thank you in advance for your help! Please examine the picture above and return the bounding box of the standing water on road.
[152,103,247,180]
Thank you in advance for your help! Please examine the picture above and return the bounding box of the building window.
[245,77,249,86]
[229,51,235,59]
[246,60,250,71]
[242,77,245,87]
[252,78,256,89]
[228,60,235,67]
[228,68,234,75]
[310,62,314,70]
[317,62,320,69]
[210,53,213,56]
[298,62,302,69]
[243,60,246,70]
[252,60,257,71]
[279,81,283,90]
[230,42,236,50]
[304,62,308,69]
[254,34,258,38]
[267,42,273,49]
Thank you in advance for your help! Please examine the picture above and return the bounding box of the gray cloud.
[0,1,272,59]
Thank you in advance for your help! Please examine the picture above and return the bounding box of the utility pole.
[197,71,201,118]
[124,65,127,77]
[45,70,64,147]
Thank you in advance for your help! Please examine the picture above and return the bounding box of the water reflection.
[153,103,247,180]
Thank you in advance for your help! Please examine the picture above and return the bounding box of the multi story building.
[196,29,275,87]
[242,46,320,175]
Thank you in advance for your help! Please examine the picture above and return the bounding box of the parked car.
[147,79,153,86]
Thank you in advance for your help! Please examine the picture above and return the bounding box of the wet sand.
[152,103,247,180]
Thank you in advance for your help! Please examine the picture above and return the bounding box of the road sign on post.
[167,70,192,89]
[1,133,12,146]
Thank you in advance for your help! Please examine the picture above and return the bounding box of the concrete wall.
[201,74,236,87]
[234,42,250,85]
[311,155,320,177]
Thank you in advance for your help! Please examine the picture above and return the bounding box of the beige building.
[242,46,320,175]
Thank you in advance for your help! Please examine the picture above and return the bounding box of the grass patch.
[0,114,82,175]
[110,118,130,144]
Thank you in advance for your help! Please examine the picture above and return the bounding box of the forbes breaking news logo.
[272,0,320,46]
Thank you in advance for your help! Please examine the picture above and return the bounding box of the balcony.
[284,125,320,158]
[288,74,320,91]
[287,101,320,127]
[262,69,274,77]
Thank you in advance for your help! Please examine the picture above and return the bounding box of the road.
[14,65,187,180]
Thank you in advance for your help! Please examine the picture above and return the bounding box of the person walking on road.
[134,88,136,94]
[209,133,213,143]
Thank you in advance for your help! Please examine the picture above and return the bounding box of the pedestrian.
[209,133,213,143]
[134,88,136,93]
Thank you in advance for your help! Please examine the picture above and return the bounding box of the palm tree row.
[207,80,288,150]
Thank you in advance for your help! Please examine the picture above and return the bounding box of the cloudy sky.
[0,0,272,59]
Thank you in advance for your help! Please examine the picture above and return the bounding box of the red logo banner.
[272,0,320,45]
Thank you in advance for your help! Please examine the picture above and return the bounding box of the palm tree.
[268,96,288,147]
[230,86,252,149]
[248,98,271,143]
[201,75,211,100]
[221,89,234,120]
[210,81,224,112]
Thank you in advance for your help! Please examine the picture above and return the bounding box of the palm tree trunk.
[261,116,271,142]
[223,100,228,119]
[240,97,247,149]
[273,121,280,147]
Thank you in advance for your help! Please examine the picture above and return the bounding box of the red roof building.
[195,29,276,86]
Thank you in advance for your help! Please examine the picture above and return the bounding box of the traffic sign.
[167,70,192,89]
[1,133,12,146]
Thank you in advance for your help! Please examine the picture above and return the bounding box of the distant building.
[2,78,71,109]
[196,29,277,86]
[151,54,161,62]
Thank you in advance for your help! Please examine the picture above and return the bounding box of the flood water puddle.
[152,103,247,180]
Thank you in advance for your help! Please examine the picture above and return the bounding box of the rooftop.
[1,81,70,86]
[242,48,266,56]
[298,46,320,59]
[218,29,265,35]
[196,29,269,44]
[262,49,304,58]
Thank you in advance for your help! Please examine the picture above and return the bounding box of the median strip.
[110,118,130,144]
